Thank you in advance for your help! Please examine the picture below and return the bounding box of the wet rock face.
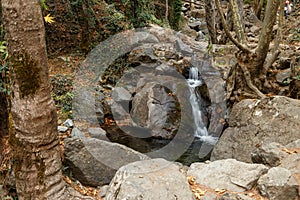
[211,96,300,163]
[130,81,181,139]
[97,26,226,142]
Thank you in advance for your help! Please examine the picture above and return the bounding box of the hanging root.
[240,63,266,99]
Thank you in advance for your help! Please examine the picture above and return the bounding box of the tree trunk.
[0,91,8,165]
[254,0,264,20]
[216,0,281,100]
[205,0,218,44]
[1,0,68,199]
[228,0,246,44]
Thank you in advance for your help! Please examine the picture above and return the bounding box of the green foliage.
[122,0,155,28]
[102,53,130,85]
[40,0,49,10]
[101,4,131,37]
[50,74,73,118]
[169,0,182,31]
[283,71,300,85]
[243,0,253,4]
[0,41,10,95]
[289,29,300,42]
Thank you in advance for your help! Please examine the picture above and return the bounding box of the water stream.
[187,67,218,145]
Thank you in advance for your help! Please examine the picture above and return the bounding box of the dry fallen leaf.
[44,14,55,23]
[187,176,196,185]
[215,188,226,194]
[281,148,297,154]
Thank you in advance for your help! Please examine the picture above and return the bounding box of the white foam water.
[187,67,217,144]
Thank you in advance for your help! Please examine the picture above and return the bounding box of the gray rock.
[197,31,205,41]
[105,158,195,200]
[182,6,188,12]
[88,127,108,141]
[258,167,299,200]
[276,68,291,84]
[250,25,260,35]
[111,87,131,102]
[188,159,268,192]
[71,127,86,138]
[64,138,149,187]
[251,142,288,167]
[188,21,202,31]
[130,80,182,139]
[220,193,256,200]
[63,119,74,128]
[58,126,68,133]
[175,39,194,56]
[128,44,158,64]
[280,153,300,175]
[99,185,109,199]
[133,31,159,44]
[152,43,181,60]
[211,96,300,163]
[201,192,217,200]
[286,139,300,149]
[189,9,206,19]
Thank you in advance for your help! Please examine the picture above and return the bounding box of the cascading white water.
[187,67,218,145]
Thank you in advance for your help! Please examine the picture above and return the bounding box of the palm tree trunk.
[0,92,8,165]
[1,0,67,199]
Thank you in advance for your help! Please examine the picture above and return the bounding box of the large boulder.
[130,78,186,139]
[257,167,299,200]
[251,139,300,198]
[105,158,195,200]
[187,159,268,193]
[280,139,300,174]
[251,142,289,167]
[64,138,149,187]
[211,96,300,162]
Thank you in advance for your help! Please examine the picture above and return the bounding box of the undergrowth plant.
[0,40,9,95]
[50,74,74,119]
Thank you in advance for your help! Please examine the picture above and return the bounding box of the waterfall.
[187,67,218,145]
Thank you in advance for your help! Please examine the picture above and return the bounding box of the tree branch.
[215,0,252,54]
[228,0,247,44]
[255,0,280,68]
[262,0,284,77]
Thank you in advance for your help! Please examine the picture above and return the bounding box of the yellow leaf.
[44,14,55,24]
[248,192,255,197]
[215,188,226,194]
[187,176,196,185]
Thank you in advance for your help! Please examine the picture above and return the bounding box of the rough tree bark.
[215,0,281,100]
[254,0,264,20]
[1,0,66,199]
[0,91,8,166]
[1,0,93,199]
[204,0,218,44]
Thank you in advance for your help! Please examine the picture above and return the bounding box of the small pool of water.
[105,125,211,166]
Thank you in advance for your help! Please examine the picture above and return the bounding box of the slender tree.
[1,0,92,199]
[215,0,282,100]
[204,0,218,44]
[0,91,8,166]
[1,0,66,198]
